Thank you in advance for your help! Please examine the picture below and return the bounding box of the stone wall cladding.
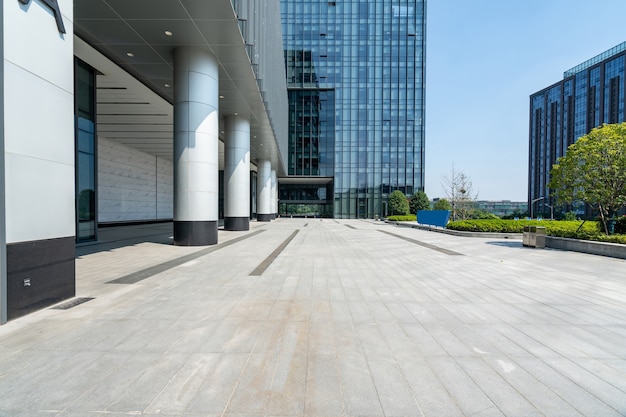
[98,137,173,223]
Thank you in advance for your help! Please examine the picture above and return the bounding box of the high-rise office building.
[280,0,427,218]
[529,41,626,217]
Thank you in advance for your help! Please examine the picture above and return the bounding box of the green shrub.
[447,219,534,233]
[447,219,601,236]
[388,190,410,215]
[433,199,451,211]
[386,217,626,243]
[564,211,578,221]
[409,191,430,214]
[470,209,500,220]
[387,215,416,222]
[590,234,626,244]
[542,221,602,239]
[446,219,626,243]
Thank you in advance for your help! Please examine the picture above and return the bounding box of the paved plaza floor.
[0,218,625,416]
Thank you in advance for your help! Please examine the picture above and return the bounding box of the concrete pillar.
[257,160,272,222]
[173,47,219,245]
[271,170,277,219]
[224,115,250,231]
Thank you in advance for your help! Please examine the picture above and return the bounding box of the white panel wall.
[98,137,173,223]
[156,153,174,220]
[3,0,74,243]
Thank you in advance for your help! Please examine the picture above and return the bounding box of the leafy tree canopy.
[433,198,452,211]
[388,190,410,216]
[409,190,430,214]
[548,123,626,234]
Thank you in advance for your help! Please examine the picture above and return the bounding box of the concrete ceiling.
[73,0,284,173]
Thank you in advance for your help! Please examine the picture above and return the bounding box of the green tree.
[388,190,410,215]
[468,209,499,220]
[409,190,430,214]
[564,211,578,221]
[548,123,626,234]
[433,198,451,211]
[502,209,528,220]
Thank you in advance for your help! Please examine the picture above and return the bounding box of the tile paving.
[0,218,625,416]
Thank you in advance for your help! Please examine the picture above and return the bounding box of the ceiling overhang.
[73,0,285,174]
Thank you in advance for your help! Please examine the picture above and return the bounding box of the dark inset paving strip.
[378,230,463,256]
[250,230,300,276]
[107,230,265,284]
[51,297,94,310]
[345,224,357,229]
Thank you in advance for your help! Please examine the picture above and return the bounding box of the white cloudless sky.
[425,0,626,201]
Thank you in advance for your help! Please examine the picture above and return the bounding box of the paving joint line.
[378,230,463,256]
[249,230,300,276]
[107,229,266,284]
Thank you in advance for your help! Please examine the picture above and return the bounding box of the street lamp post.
[530,196,554,220]
[544,202,554,220]
[530,197,543,219]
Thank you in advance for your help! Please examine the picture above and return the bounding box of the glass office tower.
[280,0,426,218]
[529,41,626,218]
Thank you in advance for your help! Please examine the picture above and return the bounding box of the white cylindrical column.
[173,47,219,245]
[257,160,272,222]
[271,169,277,219]
[224,115,250,231]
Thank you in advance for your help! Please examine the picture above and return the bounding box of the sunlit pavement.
[1,218,625,416]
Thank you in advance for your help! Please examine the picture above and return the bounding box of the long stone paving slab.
[0,218,625,416]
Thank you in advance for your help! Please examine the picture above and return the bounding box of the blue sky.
[425,0,626,201]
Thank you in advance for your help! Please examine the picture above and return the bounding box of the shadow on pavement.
[486,240,523,248]
[75,223,174,257]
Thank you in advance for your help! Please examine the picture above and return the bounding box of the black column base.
[7,236,75,321]
[257,213,273,222]
[174,220,218,246]
[224,217,250,231]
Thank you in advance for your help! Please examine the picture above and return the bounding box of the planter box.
[546,236,626,259]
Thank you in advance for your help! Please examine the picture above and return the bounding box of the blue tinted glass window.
[281,0,426,218]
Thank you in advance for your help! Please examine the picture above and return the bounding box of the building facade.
[529,42,626,218]
[280,0,426,218]
[475,201,528,218]
[1,0,288,323]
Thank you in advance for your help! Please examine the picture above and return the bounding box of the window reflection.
[281,0,426,218]
[75,59,97,242]
[530,43,626,219]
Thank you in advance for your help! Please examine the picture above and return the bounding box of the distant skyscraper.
[529,41,626,217]
[280,0,426,218]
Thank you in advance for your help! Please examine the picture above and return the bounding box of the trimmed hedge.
[447,219,626,244]
[590,234,626,244]
[387,215,416,222]
[386,217,626,244]
[447,219,597,234]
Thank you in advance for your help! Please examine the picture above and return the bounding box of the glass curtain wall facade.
[529,41,626,218]
[281,0,426,218]
[75,59,97,242]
